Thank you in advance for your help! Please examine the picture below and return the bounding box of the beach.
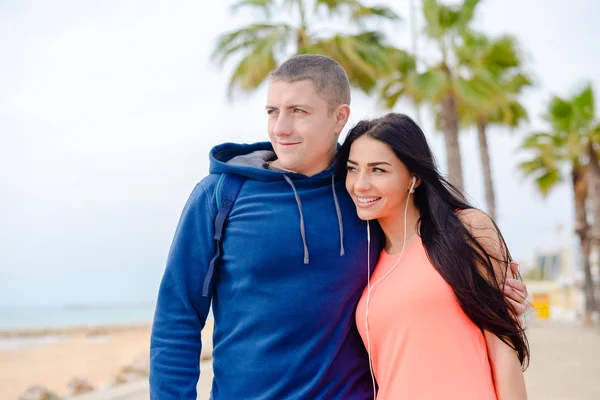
[2,320,600,399]
[0,325,152,399]
[0,322,213,400]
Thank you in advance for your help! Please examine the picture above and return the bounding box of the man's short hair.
[269,54,351,113]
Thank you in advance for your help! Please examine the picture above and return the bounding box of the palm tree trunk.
[409,0,422,126]
[573,165,597,324]
[587,142,600,246]
[440,92,464,189]
[476,118,496,220]
[296,29,306,50]
[296,0,307,51]
[581,238,595,325]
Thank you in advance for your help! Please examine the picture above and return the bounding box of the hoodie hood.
[209,142,338,181]
[209,141,345,264]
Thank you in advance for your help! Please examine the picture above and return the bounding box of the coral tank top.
[356,236,497,399]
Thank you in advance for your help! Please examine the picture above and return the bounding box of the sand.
[0,321,213,400]
[4,320,599,400]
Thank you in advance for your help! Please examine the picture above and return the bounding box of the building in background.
[525,240,600,322]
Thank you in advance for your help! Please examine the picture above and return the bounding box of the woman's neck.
[378,203,421,255]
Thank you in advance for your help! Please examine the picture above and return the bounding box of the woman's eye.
[346,166,356,172]
[373,167,385,173]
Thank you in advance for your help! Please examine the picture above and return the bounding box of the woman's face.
[345,136,414,222]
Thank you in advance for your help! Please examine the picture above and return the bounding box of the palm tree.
[211,0,400,98]
[520,85,599,324]
[380,0,487,189]
[456,32,532,220]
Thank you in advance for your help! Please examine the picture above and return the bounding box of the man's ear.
[334,104,350,131]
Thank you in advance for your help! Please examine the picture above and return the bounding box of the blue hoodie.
[150,142,380,399]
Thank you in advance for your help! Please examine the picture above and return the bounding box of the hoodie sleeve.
[149,177,218,399]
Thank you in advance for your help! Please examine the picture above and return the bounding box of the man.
[150,54,528,399]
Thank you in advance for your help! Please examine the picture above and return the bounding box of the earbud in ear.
[409,176,417,194]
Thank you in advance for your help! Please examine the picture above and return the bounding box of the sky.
[1,0,598,307]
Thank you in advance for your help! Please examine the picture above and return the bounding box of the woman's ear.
[409,176,421,193]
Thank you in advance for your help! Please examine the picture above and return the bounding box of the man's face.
[266,79,349,176]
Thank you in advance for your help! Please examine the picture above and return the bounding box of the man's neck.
[268,153,336,177]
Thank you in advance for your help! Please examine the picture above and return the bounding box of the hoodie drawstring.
[283,175,346,264]
[331,175,345,257]
[283,175,310,264]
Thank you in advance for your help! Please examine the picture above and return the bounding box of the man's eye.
[293,108,305,113]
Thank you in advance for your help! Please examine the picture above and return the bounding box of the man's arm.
[150,180,216,400]
[505,262,529,319]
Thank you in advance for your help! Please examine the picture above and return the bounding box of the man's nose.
[273,114,292,136]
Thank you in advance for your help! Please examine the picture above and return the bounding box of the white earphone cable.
[365,177,415,399]
[366,220,376,400]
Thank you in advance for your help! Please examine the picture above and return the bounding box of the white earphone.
[365,175,417,399]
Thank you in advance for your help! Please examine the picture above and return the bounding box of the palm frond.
[534,169,563,196]
[544,95,573,132]
[350,4,400,22]
[422,0,444,38]
[572,84,595,129]
[519,132,564,196]
[211,23,293,66]
[407,69,449,103]
[311,31,396,93]
[314,0,399,22]
[226,49,278,98]
[456,0,480,30]
[503,72,533,94]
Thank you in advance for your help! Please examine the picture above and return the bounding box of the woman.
[338,113,529,400]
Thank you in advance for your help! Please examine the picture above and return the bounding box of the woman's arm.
[457,208,527,400]
[484,330,527,399]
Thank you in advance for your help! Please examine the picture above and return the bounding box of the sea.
[0,303,157,331]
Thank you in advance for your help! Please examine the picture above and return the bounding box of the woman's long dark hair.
[338,113,529,368]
